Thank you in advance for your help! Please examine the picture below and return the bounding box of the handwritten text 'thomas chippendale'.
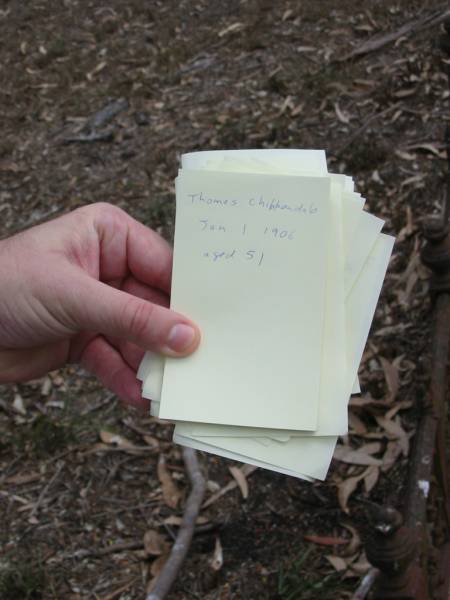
[187,192,318,216]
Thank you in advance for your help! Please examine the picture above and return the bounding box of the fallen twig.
[62,130,114,144]
[351,568,380,600]
[146,448,206,600]
[340,7,450,61]
[97,578,138,600]
[73,540,145,559]
[62,97,128,144]
[333,104,400,157]
[85,97,128,131]
[29,461,64,518]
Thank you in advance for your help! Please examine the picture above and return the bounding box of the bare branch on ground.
[340,7,450,61]
[146,448,206,600]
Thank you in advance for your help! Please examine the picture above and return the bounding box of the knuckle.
[123,297,155,341]
[76,202,125,225]
[88,201,118,216]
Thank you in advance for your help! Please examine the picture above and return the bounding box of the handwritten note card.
[159,170,331,430]
[138,150,394,481]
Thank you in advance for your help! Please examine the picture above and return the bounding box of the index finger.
[88,203,173,293]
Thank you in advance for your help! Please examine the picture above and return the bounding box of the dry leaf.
[401,174,425,188]
[337,476,361,513]
[5,472,41,485]
[348,412,367,435]
[333,445,382,466]
[379,357,399,403]
[218,22,243,37]
[87,61,107,81]
[12,394,26,416]
[150,553,169,577]
[406,141,445,157]
[304,535,348,546]
[334,102,351,124]
[157,455,182,509]
[0,159,21,173]
[228,466,249,499]
[385,400,412,420]
[394,149,416,161]
[210,537,223,571]
[143,435,159,449]
[337,467,371,512]
[99,430,136,450]
[376,416,409,456]
[393,87,417,98]
[143,530,169,556]
[41,376,52,396]
[397,206,416,242]
[363,466,380,493]
[381,441,403,472]
[341,524,361,556]
[326,555,348,572]
[358,442,382,455]
[202,465,258,508]
[346,551,371,575]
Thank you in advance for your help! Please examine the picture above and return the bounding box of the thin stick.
[333,103,400,157]
[29,461,64,518]
[146,448,206,600]
[340,7,450,61]
[351,568,380,600]
[71,540,145,559]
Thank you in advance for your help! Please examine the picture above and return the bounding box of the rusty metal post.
[364,506,428,599]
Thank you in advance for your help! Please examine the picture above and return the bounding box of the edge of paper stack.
[137,149,395,482]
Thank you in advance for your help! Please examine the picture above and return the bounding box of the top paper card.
[159,169,331,430]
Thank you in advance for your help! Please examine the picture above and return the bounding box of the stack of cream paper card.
[137,149,394,481]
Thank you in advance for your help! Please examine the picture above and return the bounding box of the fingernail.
[165,324,196,354]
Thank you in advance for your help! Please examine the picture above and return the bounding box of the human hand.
[0,202,200,409]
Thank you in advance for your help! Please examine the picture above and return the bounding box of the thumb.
[70,276,200,356]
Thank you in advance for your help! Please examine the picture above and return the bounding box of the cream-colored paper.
[173,431,314,480]
[142,175,379,435]
[175,233,394,479]
[182,149,328,175]
[144,175,376,440]
[142,232,393,478]
[345,212,384,297]
[188,177,347,436]
[141,353,165,402]
[159,170,331,430]
[179,184,383,437]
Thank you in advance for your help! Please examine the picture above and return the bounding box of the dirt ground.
[0,1,449,598]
